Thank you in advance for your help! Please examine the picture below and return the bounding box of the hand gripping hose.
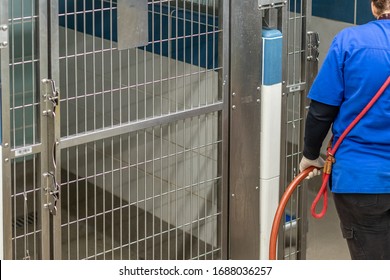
[269,76,390,260]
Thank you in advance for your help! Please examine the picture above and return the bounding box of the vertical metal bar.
[174,1,179,113]
[189,117,193,259]
[127,133,131,259]
[119,136,123,260]
[151,127,155,260]
[39,0,51,260]
[174,122,178,260]
[136,132,139,258]
[297,0,311,260]
[49,0,62,260]
[196,116,200,259]
[279,0,292,260]
[182,119,186,259]
[204,114,208,258]
[168,123,172,260]
[0,0,13,260]
[143,130,147,260]
[22,0,26,148]
[84,144,88,259]
[33,156,38,259]
[83,0,87,134]
[74,0,79,135]
[32,0,37,146]
[110,0,114,129]
[94,142,97,259]
[167,1,171,115]
[66,150,70,259]
[197,0,201,108]
[76,146,80,259]
[111,137,114,260]
[218,0,230,260]
[102,139,106,259]
[159,125,163,260]
[93,0,97,131]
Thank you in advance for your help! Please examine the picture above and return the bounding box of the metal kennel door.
[0,0,228,260]
[52,0,229,260]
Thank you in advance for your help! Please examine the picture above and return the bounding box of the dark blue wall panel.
[312,0,376,25]
[312,0,355,23]
[356,0,375,24]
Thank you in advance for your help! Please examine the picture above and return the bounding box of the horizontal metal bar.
[60,102,223,149]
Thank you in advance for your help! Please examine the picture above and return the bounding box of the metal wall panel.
[229,0,262,260]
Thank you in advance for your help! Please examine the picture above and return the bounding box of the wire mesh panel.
[11,155,41,260]
[279,0,311,259]
[56,0,227,260]
[8,0,40,148]
[58,0,220,137]
[60,113,221,260]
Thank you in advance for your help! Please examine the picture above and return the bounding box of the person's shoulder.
[336,22,371,37]
[333,21,378,45]
[343,21,386,36]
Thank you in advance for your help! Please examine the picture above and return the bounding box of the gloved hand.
[299,156,325,179]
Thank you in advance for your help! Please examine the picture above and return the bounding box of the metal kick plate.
[258,0,287,9]
[117,0,148,50]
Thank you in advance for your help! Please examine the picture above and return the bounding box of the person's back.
[308,19,390,193]
[300,0,390,259]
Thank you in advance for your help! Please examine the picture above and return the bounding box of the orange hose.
[269,166,315,260]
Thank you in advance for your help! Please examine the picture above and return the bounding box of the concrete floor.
[306,179,350,260]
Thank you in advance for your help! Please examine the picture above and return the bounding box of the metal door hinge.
[41,79,59,117]
[0,25,8,48]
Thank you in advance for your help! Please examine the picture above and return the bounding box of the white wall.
[309,16,354,68]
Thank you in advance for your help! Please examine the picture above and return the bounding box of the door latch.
[42,79,59,117]
[43,171,60,215]
[307,31,320,62]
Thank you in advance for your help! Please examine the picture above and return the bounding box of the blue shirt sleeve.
[308,35,345,106]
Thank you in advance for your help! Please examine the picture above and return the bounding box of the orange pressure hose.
[268,166,315,260]
[269,76,390,260]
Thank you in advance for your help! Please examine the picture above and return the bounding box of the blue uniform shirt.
[308,19,390,193]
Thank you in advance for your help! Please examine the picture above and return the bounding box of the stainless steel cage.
[1,0,313,260]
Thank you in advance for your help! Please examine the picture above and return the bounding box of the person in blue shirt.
[299,0,390,259]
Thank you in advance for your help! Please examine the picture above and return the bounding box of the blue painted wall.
[356,0,376,24]
[312,0,375,24]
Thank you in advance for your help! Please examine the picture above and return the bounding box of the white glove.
[299,156,325,179]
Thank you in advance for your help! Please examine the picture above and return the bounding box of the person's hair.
[371,0,390,14]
